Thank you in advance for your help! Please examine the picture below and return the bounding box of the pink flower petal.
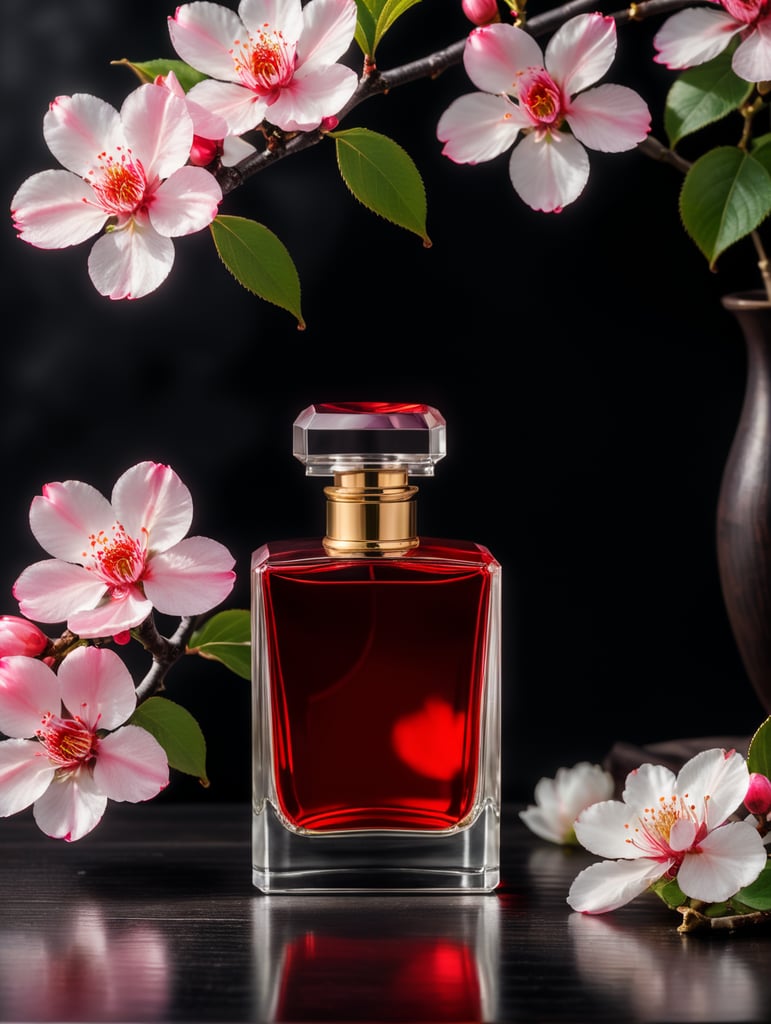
[186,78,266,135]
[296,0,358,71]
[11,170,107,249]
[566,84,651,152]
[0,657,60,738]
[144,536,236,615]
[43,93,123,177]
[111,462,193,553]
[269,63,358,131]
[121,84,193,181]
[93,726,169,802]
[508,131,589,212]
[653,8,741,70]
[28,479,115,562]
[464,23,543,95]
[241,0,304,42]
[32,769,107,841]
[733,15,771,81]
[149,165,222,237]
[545,13,616,98]
[0,739,55,817]
[57,647,137,732]
[437,92,523,165]
[14,559,107,624]
[87,219,175,300]
[567,857,669,914]
[168,1,245,81]
[67,586,153,639]
[677,821,767,902]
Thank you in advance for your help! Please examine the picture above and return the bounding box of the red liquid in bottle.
[258,538,496,832]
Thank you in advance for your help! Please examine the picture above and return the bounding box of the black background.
[1,0,766,806]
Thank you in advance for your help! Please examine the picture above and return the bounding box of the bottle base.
[252,800,500,894]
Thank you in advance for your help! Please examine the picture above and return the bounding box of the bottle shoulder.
[252,536,500,571]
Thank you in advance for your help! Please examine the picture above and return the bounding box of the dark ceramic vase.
[717,291,771,718]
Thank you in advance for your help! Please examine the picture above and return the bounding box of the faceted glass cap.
[293,402,447,476]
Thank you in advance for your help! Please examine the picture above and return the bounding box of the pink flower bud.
[745,772,771,816]
[462,0,500,25]
[189,136,221,167]
[0,615,48,657]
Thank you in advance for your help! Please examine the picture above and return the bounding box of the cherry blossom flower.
[10,83,222,300]
[436,13,651,213]
[519,762,614,844]
[0,646,169,841]
[13,462,236,640]
[745,771,771,817]
[653,0,771,84]
[462,0,501,27]
[567,748,767,914]
[167,0,359,135]
[0,617,48,659]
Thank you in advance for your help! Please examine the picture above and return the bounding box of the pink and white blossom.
[13,462,236,640]
[10,84,222,300]
[0,646,169,841]
[567,748,767,914]
[520,762,615,845]
[653,0,771,84]
[437,14,651,213]
[168,0,359,135]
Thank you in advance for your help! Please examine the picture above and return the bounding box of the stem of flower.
[133,614,199,702]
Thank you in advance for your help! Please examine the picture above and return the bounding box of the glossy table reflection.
[1,803,769,1022]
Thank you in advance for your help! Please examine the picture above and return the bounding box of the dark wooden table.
[1,801,768,1022]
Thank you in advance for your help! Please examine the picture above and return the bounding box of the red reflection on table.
[275,935,482,1022]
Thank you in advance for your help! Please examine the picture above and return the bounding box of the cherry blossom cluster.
[0,463,236,841]
[12,0,771,302]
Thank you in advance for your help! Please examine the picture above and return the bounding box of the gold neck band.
[323,468,419,557]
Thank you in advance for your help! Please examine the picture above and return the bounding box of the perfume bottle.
[251,403,501,892]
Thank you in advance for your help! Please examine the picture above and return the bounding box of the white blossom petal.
[93,727,169,803]
[144,536,236,615]
[0,740,55,817]
[43,93,123,177]
[296,0,357,70]
[33,769,107,842]
[574,799,647,859]
[437,92,523,165]
[567,857,669,914]
[149,166,222,237]
[87,219,175,300]
[0,657,60,738]
[27,479,115,561]
[464,23,543,95]
[733,15,771,82]
[508,131,589,212]
[268,64,358,131]
[57,647,137,732]
[186,78,266,136]
[112,462,193,553]
[121,84,193,181]
[168,1,246,81]
[653,8,741,70]
[11,170,107,249]
[545,13,617,97]
[14,560,108,625]
[240,0,304,41]
[67,587,153,639]
[566,84,651,152]
[678,821,767,902]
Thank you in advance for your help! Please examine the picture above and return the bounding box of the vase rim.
[722,290,771,310]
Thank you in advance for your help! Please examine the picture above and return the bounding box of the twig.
[133,614,199,702]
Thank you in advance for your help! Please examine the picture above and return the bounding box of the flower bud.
[189,136,221,167]
[745,772,771,816]
[462,0,500,25]
[0,615,48,657]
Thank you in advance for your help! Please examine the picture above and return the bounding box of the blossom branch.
[133,614,199,702]
[218,0,695,197]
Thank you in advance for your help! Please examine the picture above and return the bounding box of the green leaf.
[679,146,771,268]
[354,0,421,57]
[747,716,771,775]
[664,48,751,148]
[734,860,771,910]
[128,696,209,786]
[332,128,430,244]
[113,57,208,92]
[209,215,305,328]
[189,609,251,681]
[650,876,687,909]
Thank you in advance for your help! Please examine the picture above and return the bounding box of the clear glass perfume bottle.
[251,403,501,892]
